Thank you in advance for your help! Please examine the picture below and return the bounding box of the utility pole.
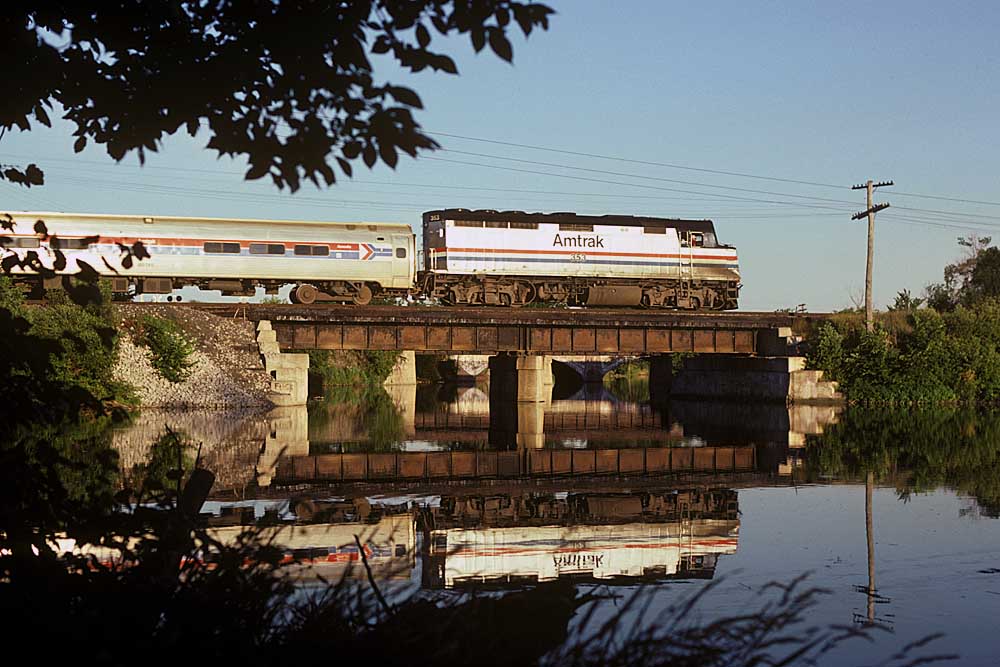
[852,179,893,332]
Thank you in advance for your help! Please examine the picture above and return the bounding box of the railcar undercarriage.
[420,273,739,310]
[12,274,395,305]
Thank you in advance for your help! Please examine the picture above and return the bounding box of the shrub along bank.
[137,315,196,384]
[806,300,1000,403]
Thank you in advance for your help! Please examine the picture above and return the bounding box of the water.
[108,381,1000,664]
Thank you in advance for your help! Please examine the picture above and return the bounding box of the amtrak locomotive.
[2,208,741,309]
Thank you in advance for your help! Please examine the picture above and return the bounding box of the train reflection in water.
[421,489,739,589]
[199,488,740,590]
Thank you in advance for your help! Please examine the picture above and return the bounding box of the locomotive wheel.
[514,280,535,306]
[352,284,373,306]
[294,284,318,305]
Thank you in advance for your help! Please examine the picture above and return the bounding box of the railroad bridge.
[188,304,836,405]
[190,304,803,355]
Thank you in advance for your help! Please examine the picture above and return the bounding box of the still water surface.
[113,381,1000,665]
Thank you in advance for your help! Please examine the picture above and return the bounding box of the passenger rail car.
[419,209,740,309]
[2,212,415,304]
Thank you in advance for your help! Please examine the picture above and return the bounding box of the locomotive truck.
[1,208,740,309]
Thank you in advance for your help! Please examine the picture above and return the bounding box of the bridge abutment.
[256,405,309,487]
[257,321,309,406]
[649,354,841,404]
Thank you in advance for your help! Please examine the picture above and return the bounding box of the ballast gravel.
[113,304,275,409]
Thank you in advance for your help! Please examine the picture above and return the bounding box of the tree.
[888,288,923,312]
[1,1,554,192]
[969,246,1000,301]
[924,234,993,310]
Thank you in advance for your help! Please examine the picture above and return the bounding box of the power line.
[12,144,1000,223]
[430,130,1000,209]
[0,179,64,211]
[422,156,852,212]
[29,163,835,208]
[890,204,1000,222]
[442,148,860,207]
[880,213,1000,232]
[889,191,1000,208]
[429,130,847,190]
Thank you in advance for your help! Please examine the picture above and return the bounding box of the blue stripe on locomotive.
[441,254,738,269]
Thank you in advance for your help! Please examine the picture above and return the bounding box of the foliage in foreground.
[1,2,554,191]
[806,301,1000,403]
[0,277,135,419]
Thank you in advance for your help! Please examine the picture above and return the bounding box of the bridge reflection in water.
[208,382,835,590]
[255,382,839,487]
[108,377,841,591]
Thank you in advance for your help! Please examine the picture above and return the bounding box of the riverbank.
[805,302,1000,403]
[113,305,274,409]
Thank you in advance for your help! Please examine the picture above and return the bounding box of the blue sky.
[2,1,998,311]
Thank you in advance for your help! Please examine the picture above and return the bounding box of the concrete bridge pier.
[449,354,491,383]
[517,354,552,403]
[648,355,674,404]
[516,400,546,450]
[487,354,553,448]
[384,350,417,386]
[487,354,554,403]
[384,380,417,437]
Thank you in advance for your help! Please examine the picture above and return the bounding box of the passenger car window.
[294,244,329,256]
[52,237,93,250]
[395,247,407,258]
[204,242,241,254]
[250,243,285,255]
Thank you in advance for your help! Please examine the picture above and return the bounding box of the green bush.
[140,316,195,383]
[806,301,1000,404]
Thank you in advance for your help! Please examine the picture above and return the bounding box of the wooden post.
[851,180,893,332]
[865,180,875,332]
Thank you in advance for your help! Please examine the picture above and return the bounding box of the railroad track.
[107,301,830,329]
